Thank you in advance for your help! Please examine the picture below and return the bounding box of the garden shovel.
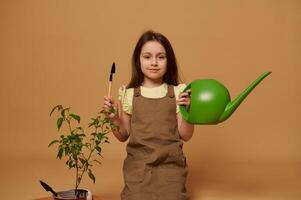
[39,180,60,197]
[108,62,116,97]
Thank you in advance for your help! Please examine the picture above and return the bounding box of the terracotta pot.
[53,189,90,200]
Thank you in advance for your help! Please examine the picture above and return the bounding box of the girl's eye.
[158,56,166,60]
[143,55,151,59]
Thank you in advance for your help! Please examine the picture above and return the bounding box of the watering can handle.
[179,84,191,121]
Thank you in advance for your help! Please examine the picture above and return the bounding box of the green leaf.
[99,110,105,114]
[70,113,80,123]
[95,118,99,125]
[72,127,84,134]
[50,105,63,116]
[88,169,96,183]
[93,159,102,165]
[110,123,120,131]
[57,117,64,130]
[96,146,101,153]
[71,148,79,160]
[67,160,74,168]
[48,140,59,147]
[79,158,86,165]
[88,118,96,128]
[64,146,70,155]
[109,106,116,114]
[97,133,105,140]
[78,134,86,137]
[57,148,64,159]
[103,117,109,124]
[95,140,100,145]
[61,107,71,117]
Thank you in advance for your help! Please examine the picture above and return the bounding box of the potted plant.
[46,104,118,200]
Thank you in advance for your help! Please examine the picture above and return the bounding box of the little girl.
[103,30,194,200]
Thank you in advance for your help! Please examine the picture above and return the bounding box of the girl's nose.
[151,58,158,66]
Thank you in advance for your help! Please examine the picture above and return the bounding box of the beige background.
[0,0,300,199]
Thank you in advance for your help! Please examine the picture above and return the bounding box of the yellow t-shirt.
[118,83,186,115]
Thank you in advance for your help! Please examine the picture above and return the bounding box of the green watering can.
[180,71,272,124]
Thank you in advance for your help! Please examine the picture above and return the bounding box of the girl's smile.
[140,41,167,87]
[149,69,160,73]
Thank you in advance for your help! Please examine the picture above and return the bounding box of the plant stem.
[75,158,79,191]
[75,126,97,190]
[77,148,95,186]
[67,119,72,133]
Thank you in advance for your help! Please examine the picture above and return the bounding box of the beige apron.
[121,85,189,200]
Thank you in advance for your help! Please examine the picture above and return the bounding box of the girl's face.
[140,41,167,85]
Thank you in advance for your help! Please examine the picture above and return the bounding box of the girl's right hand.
[103,96,118,120]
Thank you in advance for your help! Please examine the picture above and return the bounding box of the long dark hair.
[127,30,182,88]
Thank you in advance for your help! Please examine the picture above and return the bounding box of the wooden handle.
[108,81,112,97]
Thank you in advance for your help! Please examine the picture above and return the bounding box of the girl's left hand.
[177,89,191,111]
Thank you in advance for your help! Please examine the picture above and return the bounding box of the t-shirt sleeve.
[118,85,133,115]
[174,83,187,113]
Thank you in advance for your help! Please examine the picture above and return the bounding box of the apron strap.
[167,85,175,98]
[134,86,141,97]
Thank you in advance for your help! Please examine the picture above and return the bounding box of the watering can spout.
[218,71,272,123]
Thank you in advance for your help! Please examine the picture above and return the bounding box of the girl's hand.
[103,96,118,120]
[177,89,191,111]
